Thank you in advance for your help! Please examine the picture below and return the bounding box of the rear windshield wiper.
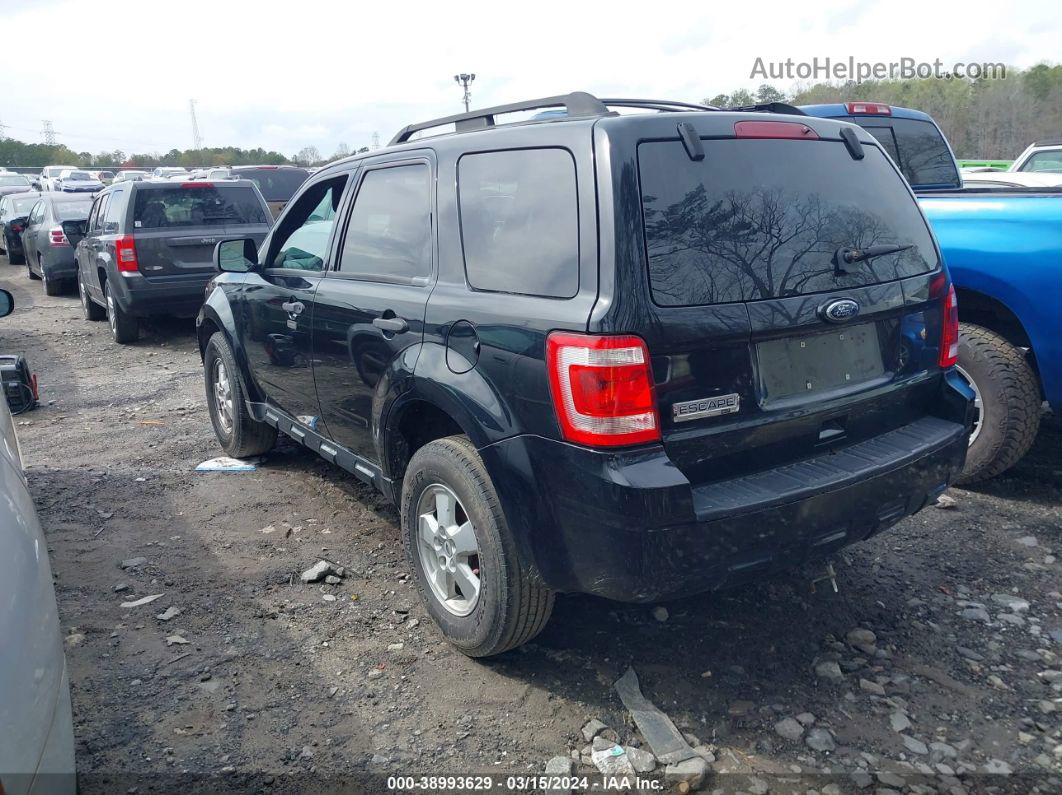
[835,243,913,274]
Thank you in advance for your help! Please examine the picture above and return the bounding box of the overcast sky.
[0,0,1057,159]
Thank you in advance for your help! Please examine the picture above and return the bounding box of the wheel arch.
[955,287,1041,389]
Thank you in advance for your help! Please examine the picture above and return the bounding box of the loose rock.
[775,717,805,741]
[805,727,835,752]
[581,718,608,742]
[664,756,708,789]
[814,660,844,682]
[652,606,669,623]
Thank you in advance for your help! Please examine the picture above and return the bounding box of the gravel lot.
[2,265,1060,794]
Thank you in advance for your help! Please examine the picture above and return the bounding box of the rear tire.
[401,435,554,657]
[27,263,40,279]
[204,332,277,458]
[105,282,139,344]
[79,270,105,320]
[43,268,63,296]
[954,323,1041,484]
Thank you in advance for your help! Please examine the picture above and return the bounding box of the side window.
[86,197,101,231]
[458,148,579,298]
[92,195,110,232]
[28,201,44,226]
[268,175,348,271]
[102,189,124,232]
[337,164,431,282]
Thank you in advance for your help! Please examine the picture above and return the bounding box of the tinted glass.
[639,139,938,306]
[103,189,125,230]
[339,165,431,282]
[458,149,578,298]
[271,176,347,271]
[91,195,109,231]
[67,171,92,181]
[1020,151,1062,173]
[53,201,92,221]
[132,186,268,228]
[0,175,30,187]
[234,168,309,201]
[850,117,959,187]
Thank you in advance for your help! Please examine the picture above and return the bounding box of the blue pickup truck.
[802,102,1059,482]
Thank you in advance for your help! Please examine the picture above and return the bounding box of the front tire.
[954,323,1041,484]
[401,435,554,657]
[203,332,276,458]
[105,282,139,344]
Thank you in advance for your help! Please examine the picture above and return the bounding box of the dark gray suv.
[64,179,272,344]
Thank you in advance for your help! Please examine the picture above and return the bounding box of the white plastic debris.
[120,593,165,608]
[195,456,260,472]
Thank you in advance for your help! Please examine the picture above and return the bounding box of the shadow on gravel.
[960,413,1062,507]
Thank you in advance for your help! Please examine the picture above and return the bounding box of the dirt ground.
[2,265,1060,795]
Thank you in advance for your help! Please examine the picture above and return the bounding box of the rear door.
[635,131,947,484]
[310,157,434,462]
[130,182,271,277]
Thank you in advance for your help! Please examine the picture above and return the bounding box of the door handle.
[282,300,304,315]
[373,316,408,333]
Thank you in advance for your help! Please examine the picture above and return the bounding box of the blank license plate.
[758,322,884,401]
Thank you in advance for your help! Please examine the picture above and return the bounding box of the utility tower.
[189,99,204,149]
[42,120,57,145]
[0,119,7,140]
[454,73,475,112]
[371,131,380,150]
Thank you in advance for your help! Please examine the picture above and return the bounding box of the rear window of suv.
[639,139,938,306]
[233,168,309,201]
[133,185,268,229]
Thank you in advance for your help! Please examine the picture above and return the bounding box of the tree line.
[0,140,370,169]
[706,62,1062,158]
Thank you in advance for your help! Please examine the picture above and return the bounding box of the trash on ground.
[120,593,165,608]
[156,606,181,621]
[166,635,190,646]
[194,456,261,472]
[613,667,698,764]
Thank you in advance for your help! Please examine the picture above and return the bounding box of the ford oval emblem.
[820,298,860,323]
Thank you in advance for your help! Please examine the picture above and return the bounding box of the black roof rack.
[389,91,611,145]
[389,92,721,145]
[725,102,808,116]
[598,98,716,113]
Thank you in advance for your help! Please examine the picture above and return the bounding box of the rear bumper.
[482,391,970,602]
[110,271,212,318]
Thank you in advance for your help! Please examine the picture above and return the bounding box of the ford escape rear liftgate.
[634,118,962,498]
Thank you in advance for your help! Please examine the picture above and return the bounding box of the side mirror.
[0,289,13,318]
[215,238,259,273]
[61,219,88,249]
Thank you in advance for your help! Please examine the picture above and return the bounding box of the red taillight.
[940,285,959,368]
[546,332,660,447]
[846,101,892,115]
[48,227,69,247]
[734,121,819,140]
[180,181,214,188]
[115,235,139,272]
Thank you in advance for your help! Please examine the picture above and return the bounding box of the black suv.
[63,179,272,344]
[197,93,973,657]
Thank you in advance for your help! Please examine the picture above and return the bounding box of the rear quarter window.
[132,185,268,229]
[458,148,579,298]
[639,138,938,306]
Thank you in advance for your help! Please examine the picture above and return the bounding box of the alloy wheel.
[954,364,984,447]
[212,358,234,435]
[416,483,481,616]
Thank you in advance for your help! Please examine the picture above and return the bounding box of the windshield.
[66,172,92,181]
[1018,150,1062,173]
[639,138,938,306]
[44,167,68,177]
[133,185,268,228]
[0,175,30,186]
[234,168,309,201]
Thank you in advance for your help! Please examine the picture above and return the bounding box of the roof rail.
[726,102,808,116]
[598,98,716,113]
[389,91,611,145]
